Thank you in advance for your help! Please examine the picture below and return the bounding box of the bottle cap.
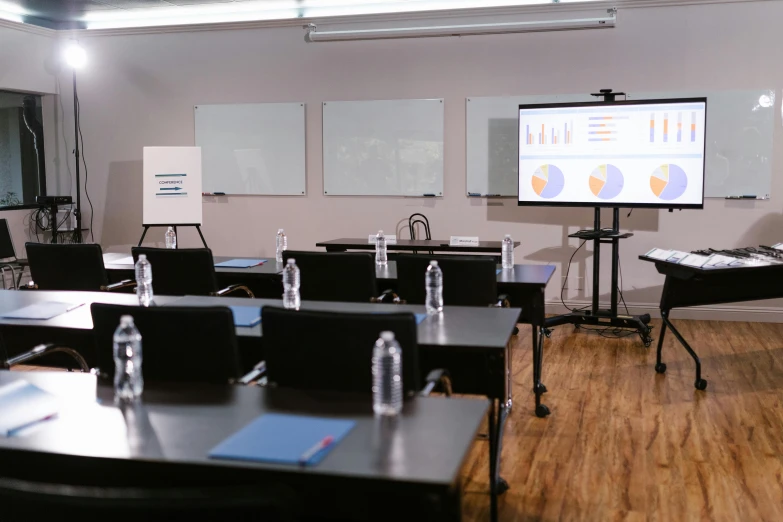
[505,234,511,239]
[120,315,134,327]
[380,331,395,342]
[287,258,296,265]
[138,254,146,261]
[278,228,284,233]
[429,260,438,266]
[378,230,383,235]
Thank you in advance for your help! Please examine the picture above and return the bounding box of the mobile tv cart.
[137,224,208,249]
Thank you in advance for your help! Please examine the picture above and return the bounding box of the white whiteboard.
[143,147,202,225]
[322,99,444,196]
[628,90,774,198]
[466,94,593,196]
[194,103,306,195]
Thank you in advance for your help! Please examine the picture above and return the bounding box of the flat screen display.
[518,98,706,208]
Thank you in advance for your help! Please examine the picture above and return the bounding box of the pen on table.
[298,435,334,466]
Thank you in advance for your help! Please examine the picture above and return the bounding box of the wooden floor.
[460,318,783,521]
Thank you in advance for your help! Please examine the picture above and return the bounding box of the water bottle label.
[368,234,397,244]
[449,236,480,247]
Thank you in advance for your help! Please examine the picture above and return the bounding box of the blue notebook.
[414,313,427,325]
[229,306,261,327]
[215,258,266,268]
[496,268,502,274]
[209,413,355,467]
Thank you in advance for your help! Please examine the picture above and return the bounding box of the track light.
[305,9,616,42]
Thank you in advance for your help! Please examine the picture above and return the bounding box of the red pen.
[298,435,334,466]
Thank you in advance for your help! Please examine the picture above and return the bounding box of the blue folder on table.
[208,413,355,467]
[214,258,266,268]
[229,306,261,327]
[414,313,427,325]
[0,302,84,320]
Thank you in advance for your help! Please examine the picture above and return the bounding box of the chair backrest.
[282,250,377,303]
[90,303,241,384]
[26,243,109,291]
[261,306,421,395]
[408,213,431,241]
[0,219,17,260]
[395,254,498,307]
[132,247,219,296]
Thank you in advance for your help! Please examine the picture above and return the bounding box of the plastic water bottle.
[502,234,514,269]
[276,229,287,263]
[113,315,143,402]
[282,258,300,310]
[375,230,387,266]
[165,227,176,249]
[372,331,402,416]
[135,254,153,307]
[425,260,443,314]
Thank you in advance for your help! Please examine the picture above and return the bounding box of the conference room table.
[0,289,519,520]
[0,370,488,521]
[316,237,520,257]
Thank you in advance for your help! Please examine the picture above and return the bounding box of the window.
[0,90,46,208]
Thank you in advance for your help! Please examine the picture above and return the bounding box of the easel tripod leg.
[138,226,150,247]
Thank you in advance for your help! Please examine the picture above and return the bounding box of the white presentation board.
[322,98,444,196]
[194,103,306,195]
[142,147,202,225]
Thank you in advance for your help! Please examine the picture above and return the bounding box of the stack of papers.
[214,259,266,268]
[644,248,750,269]
[0,380,59,436]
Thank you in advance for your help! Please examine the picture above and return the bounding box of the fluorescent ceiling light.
[0,0,24,23]
[305,11,616,42]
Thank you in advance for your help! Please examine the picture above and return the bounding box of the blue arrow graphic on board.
[159,187,183,191]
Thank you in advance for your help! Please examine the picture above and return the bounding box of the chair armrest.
[235,361,266,385]
[492,294,510,308]
[102,279,137,292]
[420,368,452,397]
[5,343,89,372]
[214,284,255,298]
[371,289,406,304]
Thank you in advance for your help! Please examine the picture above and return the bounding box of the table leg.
[654,313,668,374]
[659,310,707,391]
[487,401,498,522]
[505,339,513,411]
[532,325,550,418]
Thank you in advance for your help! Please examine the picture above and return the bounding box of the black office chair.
[261,306,451,397]
[408,213,433,255]
[131,247,253,297]
[282,250,393,303]
[25,243,135,292]
[0,219,28,289]
[90,303,245,385]
[395,254,509,308]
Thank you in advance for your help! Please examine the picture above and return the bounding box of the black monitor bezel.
[516,97,707,209]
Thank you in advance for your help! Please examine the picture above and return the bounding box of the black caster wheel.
[495,477,510,495]
[655,363,667,374]
[541,328,552,338]
[535,404,551,418]
[695,379,708,391]
[535,383,548,395]
[512,326,519,336]
[574,324,580,330]
[643,338,652,348]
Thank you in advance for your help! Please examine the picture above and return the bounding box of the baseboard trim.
[546,301,783,323]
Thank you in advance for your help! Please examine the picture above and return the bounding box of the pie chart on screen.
[650,164,688,200]
[531,165,564,199]
[589,164,624,200]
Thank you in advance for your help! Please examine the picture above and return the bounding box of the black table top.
[316,238,519,253]
[0,370,488,489]
[0,290,520,351]
[377,261,555,287]
[103,253,285,276]
[174,295,520,349]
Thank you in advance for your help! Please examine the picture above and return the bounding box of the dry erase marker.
[298,435,334,466]
[422,193,436,197]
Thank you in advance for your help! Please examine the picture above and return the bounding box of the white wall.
[59,1,783,318]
